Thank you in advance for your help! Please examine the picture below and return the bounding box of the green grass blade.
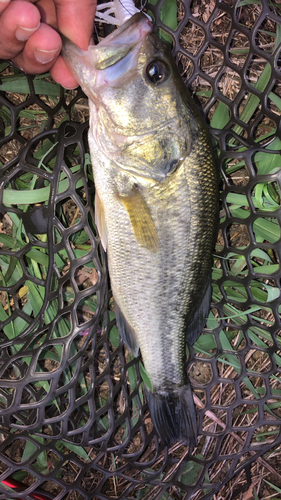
[139,361,153,391]
[0,74,60,95]
[211,102,230,129]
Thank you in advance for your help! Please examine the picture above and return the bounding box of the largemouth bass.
[62,13,218,447]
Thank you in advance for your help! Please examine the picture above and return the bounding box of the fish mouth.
[62,13,153,91]
[94,13,153,70]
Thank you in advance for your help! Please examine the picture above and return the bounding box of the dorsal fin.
[186,279,212,345]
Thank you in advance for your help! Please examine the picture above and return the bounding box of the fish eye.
[146,60,170,84]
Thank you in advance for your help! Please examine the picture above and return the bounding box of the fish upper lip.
[97,12,153,47]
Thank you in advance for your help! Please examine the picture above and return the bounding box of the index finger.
[0,0,11,15]
[54,0,97,49]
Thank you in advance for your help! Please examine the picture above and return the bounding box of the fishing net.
[0,0,280,498]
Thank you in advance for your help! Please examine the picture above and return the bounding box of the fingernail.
[34,47,59,64]
[63,85,79,90]
[15,22,40,42]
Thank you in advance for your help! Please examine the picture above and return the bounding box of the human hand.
[0,0,97,88]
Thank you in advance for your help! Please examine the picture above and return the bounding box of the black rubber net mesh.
[0,0,280,499]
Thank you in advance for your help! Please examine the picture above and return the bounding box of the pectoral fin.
[118,187,158,252]
[95,191,108,251]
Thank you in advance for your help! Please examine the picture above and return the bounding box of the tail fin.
[145,384,197,447]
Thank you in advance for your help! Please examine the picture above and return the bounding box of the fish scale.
[62,12,218,447]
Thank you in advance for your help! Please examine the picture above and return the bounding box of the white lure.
[95,0,149,26]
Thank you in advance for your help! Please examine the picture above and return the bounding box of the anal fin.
[114,301,139,357]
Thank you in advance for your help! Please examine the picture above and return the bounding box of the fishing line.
[139,0,148,14]
[116,0,133,18]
